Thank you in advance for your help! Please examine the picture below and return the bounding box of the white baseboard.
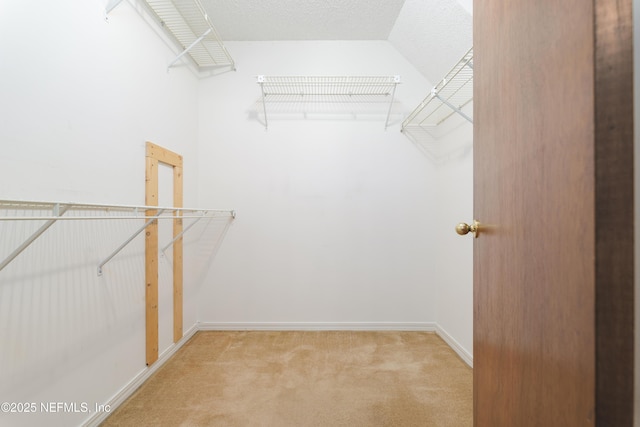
[83,323,199,427]
[201,322,472,367]
[435,324,473,368]
[198,322,437,331]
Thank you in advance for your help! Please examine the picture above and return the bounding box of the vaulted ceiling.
[199,0,473,85]
[200,0,407,40]
[389,0,472,84]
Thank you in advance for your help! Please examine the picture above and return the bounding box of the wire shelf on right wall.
[402,47,473,130]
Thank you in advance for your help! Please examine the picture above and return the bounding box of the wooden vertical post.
[145,152,159,366]
[145,141,184,366]
[173,165,183,343]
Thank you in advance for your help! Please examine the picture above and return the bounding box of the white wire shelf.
[107,0,235,73]
[402,47,473,130]
[145,0,235,71]
[0,200,234,219]
[257,75,401,129]
[0,200,235,275]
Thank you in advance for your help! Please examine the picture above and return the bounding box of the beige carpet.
[101,331,472,427]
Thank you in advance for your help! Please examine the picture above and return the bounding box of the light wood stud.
[145,141,185,366]
[145,154,159,366]
[146,141,183,169]
[173,165,184,343]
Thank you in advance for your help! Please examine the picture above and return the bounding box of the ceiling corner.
[388,0,472,85]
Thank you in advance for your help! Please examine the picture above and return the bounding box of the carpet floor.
[101,331,472,427]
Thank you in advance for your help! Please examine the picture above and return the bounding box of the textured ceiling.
[200,0,407,41]
[389,0,472,85]
[196,0,472,85]
[456,0,472,14]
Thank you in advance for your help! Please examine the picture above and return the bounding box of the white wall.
[0,1,201,426]
[399,106,473,359]
[387,0,474,357]
[430,117,474,360]
[0,8,477,426]
[196,41,446,327]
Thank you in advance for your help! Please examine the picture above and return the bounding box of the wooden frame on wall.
[145,141,184,366]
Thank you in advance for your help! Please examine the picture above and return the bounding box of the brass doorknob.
[456,220,480,238]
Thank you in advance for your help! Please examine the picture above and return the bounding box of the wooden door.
[473,0,633,425]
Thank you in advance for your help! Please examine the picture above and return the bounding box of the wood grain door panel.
[473,0,633,425]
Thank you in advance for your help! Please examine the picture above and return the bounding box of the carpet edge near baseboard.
[198,321,438,332]
[199,322,473,367]
[82,321,473,427]
[81,323,199,427]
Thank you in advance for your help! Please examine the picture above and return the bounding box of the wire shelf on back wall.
[401,47,473,130]
[256,75,401,129]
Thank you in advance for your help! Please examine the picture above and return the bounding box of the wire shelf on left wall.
[0,199,235,275]
[106,0,235,73]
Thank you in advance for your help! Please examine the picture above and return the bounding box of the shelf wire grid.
[0,200,235,221]
[259,76,399,97]
[144,0,235,70]
[256,76,401,128]
[402,47,473,129]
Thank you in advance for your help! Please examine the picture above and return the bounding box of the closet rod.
[0,200,234,220]
[0,200,235,275]
[0,214,229,221]
[0,199,233,214]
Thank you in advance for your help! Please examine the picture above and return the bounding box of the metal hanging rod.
[0,200,236,275]
[0,214,230,221]
[257,75,401,130]
[401,47,473,130]
[0,199,234,215]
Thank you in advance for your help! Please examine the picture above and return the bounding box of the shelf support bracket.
[160,210,235,255]
[0,203,71,273]
[384,76,401,130]
[434,92,473,124]
[105,0,125,14]
[257,75,268,129]
[160,216,202,254]
[168,28,212,70]
[97,209,165,276]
